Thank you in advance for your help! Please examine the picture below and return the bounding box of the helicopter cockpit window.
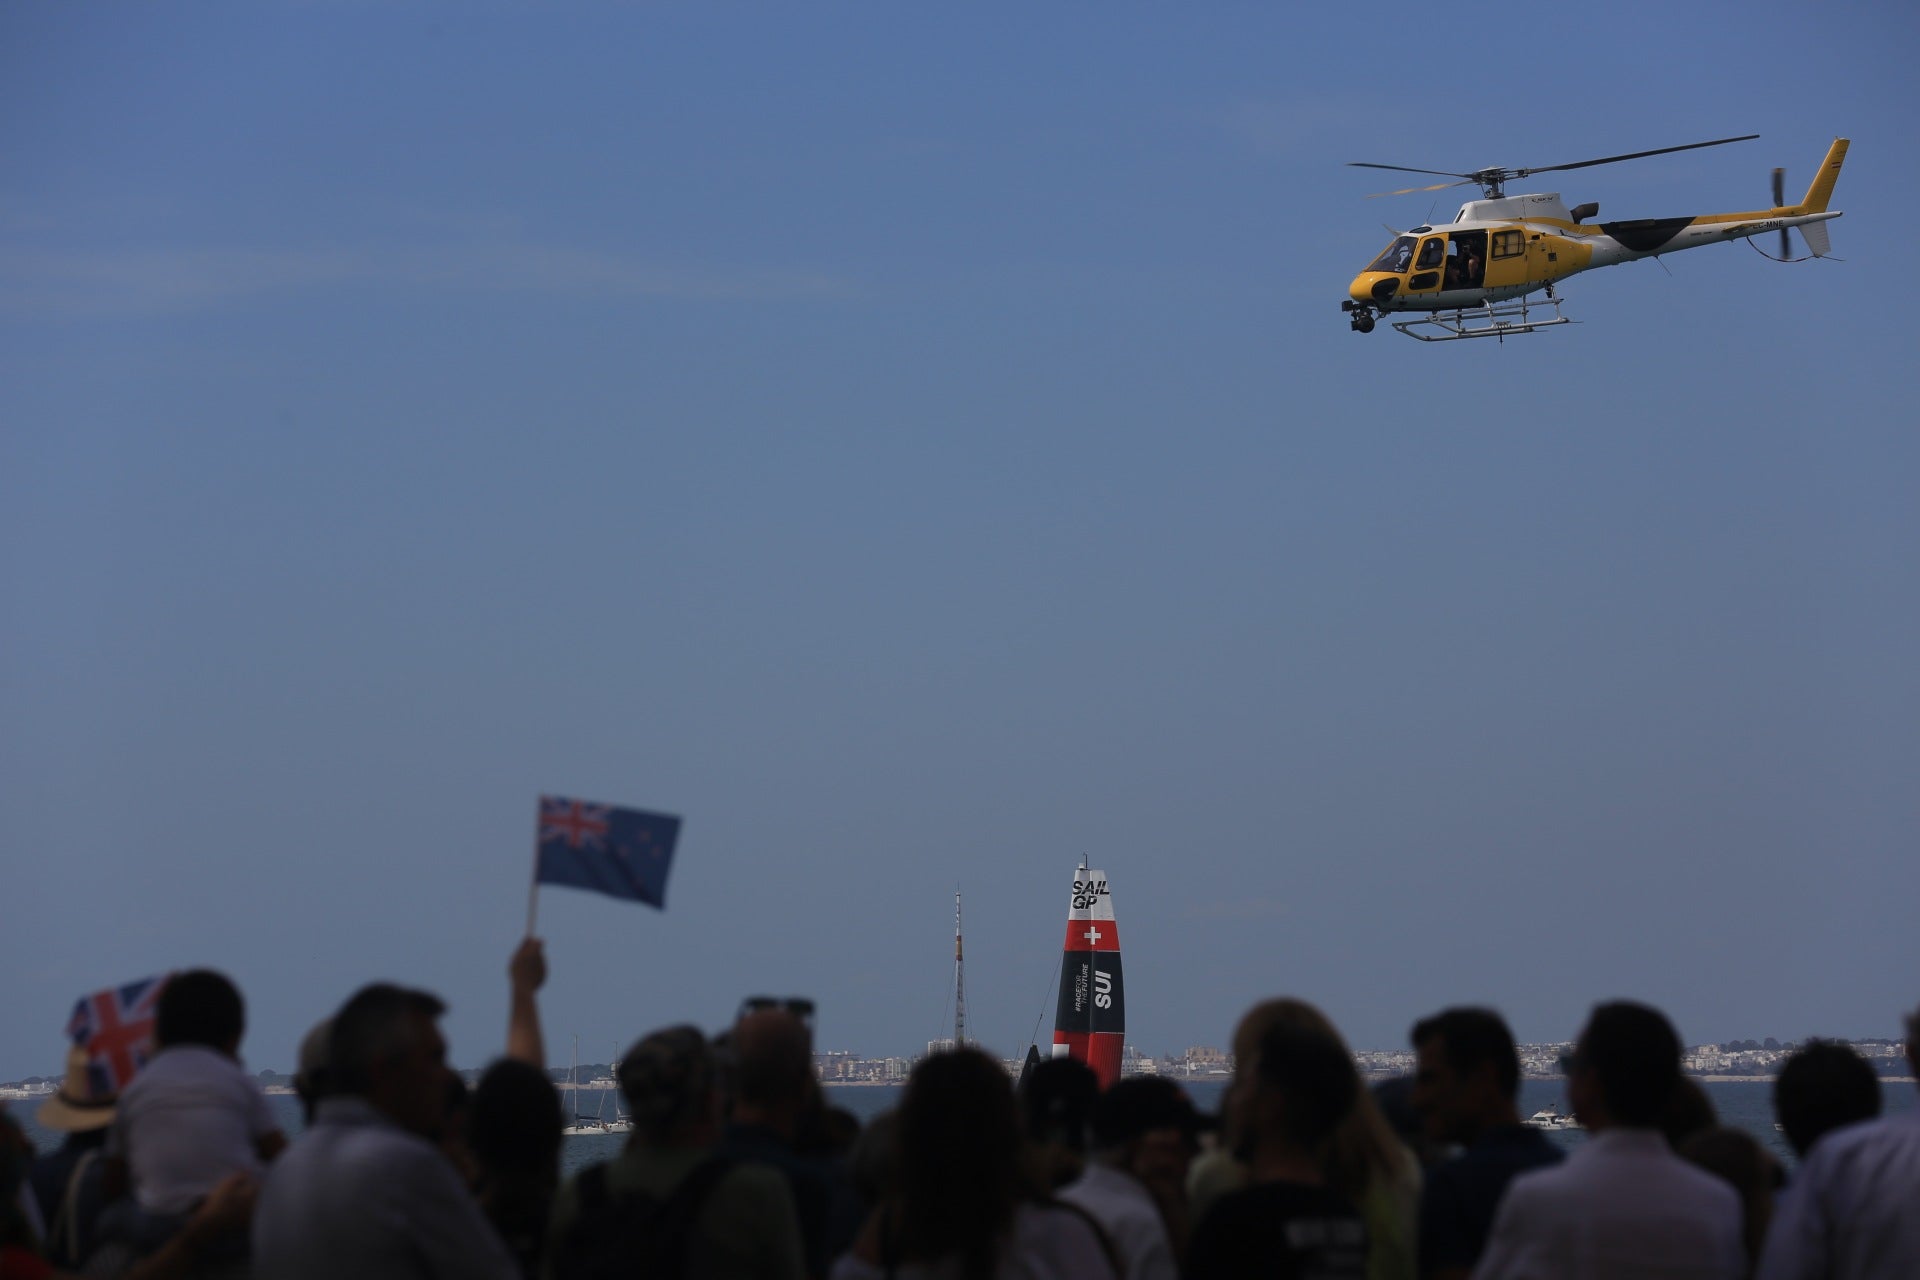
[1367,236,1416,274]
[1415,238,1445,270]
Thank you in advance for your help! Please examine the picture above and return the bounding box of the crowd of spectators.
[4,950,1915,1280]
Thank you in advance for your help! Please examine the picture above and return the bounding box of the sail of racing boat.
[1051,862,1125,1087]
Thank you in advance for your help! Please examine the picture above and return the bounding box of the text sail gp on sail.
[1051,863,1125,1087]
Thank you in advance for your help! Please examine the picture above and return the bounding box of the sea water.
[9,1077,1912,1178]
[551,1076,1914,1175]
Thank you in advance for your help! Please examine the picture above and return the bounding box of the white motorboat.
[1524,1105,1583,1131]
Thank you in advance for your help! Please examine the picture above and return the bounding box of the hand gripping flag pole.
[530,795,683,934]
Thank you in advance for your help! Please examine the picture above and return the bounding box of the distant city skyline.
[8,1029,1912,1088]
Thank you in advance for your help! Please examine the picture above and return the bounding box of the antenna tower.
[953,889,967,1048]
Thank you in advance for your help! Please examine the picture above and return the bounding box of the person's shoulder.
[1493,1153,1574,1207]
[118,1048,186,1100]
[716,1152,789,1188]
[1459,1127,1564,1175]
[1659,1150,1741,1204]
[1016,1199,1117,1273]
[1061,1163,1146,1208]
[137,1044,253,1091]
[709,1156,796,1212]
[1809,1110,1920,1168]
[314,1113,448,1183]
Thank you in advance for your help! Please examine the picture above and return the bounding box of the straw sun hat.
[35,1045,118,1133]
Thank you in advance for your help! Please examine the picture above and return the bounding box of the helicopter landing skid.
[1391,294,1572,343]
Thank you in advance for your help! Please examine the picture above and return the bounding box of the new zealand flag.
[67,974,171,1094]
[536,795,682,910]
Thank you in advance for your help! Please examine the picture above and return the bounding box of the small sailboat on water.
[561,1036,599,1136]
[596,1042,632,1134]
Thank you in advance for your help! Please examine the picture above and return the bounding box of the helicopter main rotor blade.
[1513,134,1759,179]
[1347,162,1476,179]
[1365,179,1474,199]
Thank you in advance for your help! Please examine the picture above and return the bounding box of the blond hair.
[1229,997,1406,1205]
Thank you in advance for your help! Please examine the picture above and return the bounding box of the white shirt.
[1756,1108,1920,1280]
[253,1095,519,1280]
[111,1044,281,1215]
[830,1201,1116,1280]
[1058,1163,1177,1280]
[1474,1128,1743,1280]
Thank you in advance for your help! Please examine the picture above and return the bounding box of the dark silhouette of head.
[1091,1076,1198,1151]
[294,1018,334,1125]
[731,1008,814,1124]
[1019,1056,1099,1154]
[1091,1076,1200,1192]
[1411,1008,1521,1098]
[329,983,450,1136]
[471,1058,563,1180]
[155,970,245,1052]
[619,1025,717,1143]
[896,1048,1026,1278]
[1774,1041,1881,1157]
[1574,1002,1682,1129]
[1252,1021,1360,1150]
[1409,1006,1523,1146]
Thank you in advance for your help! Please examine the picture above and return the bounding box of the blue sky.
[4,2,1916,1080]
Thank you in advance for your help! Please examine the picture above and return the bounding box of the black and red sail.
[1051,865,1125,1087]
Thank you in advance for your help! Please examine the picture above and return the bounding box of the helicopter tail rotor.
[1771,167,1791,260]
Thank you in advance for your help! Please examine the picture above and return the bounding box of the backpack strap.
[1037,1195,1123,1279]
[50,1148,100,1265]
[649,1154,740,1274]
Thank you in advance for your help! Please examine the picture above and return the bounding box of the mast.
[1051,859,1125,1087]
[953,889,967,1048]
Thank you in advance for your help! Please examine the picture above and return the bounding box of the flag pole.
[526,807,542,939]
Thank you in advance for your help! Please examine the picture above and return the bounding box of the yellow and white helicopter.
[1342,135,1848,341]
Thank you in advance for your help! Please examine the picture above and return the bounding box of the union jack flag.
[66,974,171,1095]
[539,796,611,851]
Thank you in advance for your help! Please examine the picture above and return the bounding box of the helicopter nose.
[1350,272,1399,305]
